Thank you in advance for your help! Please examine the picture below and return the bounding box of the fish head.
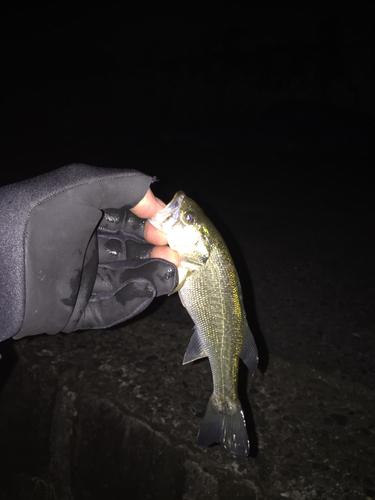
[148,191,211,270]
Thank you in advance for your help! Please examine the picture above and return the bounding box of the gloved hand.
[0,164,178,341]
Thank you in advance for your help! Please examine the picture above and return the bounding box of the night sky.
[1,1,374,181]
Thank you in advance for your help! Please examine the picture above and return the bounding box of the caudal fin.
[197,395,250,457]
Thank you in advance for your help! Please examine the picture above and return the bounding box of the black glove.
[0,164,177,341]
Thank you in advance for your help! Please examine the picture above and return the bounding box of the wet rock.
[1,305,374,499]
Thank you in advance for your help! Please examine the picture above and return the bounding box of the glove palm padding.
[65,207,176,332]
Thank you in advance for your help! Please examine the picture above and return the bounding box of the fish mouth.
[148,191,186,231]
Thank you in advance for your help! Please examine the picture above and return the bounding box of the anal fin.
[240,320,259,374]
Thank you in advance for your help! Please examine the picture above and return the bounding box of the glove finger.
[99,207,146,238]
[98,208,155,263]
[92,259,177,298]
[71,259,177,331]
[98,231,153,263]
[73,278,155,330]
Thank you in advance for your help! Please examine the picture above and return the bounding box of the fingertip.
[131,188,165,219]
[151,246,180,268]
[144,220,168,246]
[154,196,166,209]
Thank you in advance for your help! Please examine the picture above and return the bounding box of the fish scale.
[149,191,258,456]
[182,248,241,398]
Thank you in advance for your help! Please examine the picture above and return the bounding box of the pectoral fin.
[169,277,187,295]
[183,326,208,364]
[168,268,190,295]
[240,320,259,374]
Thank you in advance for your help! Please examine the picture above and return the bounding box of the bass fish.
[149,191,258,456]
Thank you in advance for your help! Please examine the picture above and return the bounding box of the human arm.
[0,164,178,341]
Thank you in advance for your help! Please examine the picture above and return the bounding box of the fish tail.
[197,395,250,457]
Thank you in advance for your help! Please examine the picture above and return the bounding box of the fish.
[148,191,258,457]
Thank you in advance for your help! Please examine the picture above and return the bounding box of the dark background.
[1,1,375,178]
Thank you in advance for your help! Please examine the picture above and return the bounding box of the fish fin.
[168,278,186,295]
[168,268,190,296]
[197,395,250,457]
[183,327,208,364]
[240,320,259,374]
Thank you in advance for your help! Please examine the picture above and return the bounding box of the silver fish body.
[149,191,258,456]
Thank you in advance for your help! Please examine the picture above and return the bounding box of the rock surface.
[1,288,374,499]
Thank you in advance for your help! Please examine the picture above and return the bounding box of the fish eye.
[183,211,196,224]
